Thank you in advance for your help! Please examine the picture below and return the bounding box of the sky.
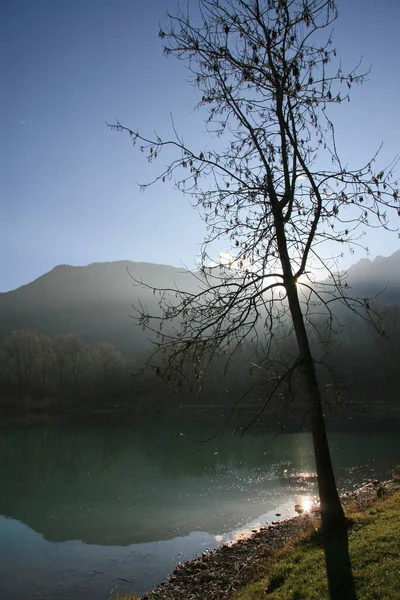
[1,0,399,292]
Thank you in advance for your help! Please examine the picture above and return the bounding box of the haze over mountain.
[344,250,400,305]
[0,261,199,356]
[1,251,399,356]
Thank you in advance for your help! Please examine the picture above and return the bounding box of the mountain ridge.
[1,251,399,355]
[0,260,199,355]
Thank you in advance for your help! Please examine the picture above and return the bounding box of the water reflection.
[0,423,398,548]
[0,422,322,545]
[0,421,398,599]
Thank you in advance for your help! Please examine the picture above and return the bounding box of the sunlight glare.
[301,497,313,512]
[294,496,313,514]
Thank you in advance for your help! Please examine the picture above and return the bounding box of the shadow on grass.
[322,521,357,600]
[265,518,357,599]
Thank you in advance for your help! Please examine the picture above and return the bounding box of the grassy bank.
[232,489,400,600]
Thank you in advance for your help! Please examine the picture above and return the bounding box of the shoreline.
[135,479,400,600]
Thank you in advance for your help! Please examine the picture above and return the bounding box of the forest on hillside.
[1,300,399,430]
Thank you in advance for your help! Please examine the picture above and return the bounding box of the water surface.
[0,420,398,599]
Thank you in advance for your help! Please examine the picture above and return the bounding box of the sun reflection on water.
[295,495,316,514]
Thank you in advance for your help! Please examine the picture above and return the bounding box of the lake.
[0,418,398,599]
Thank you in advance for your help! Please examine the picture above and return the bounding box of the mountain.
[0,261,199,356]
[0,251,399,356]
[344,249,400,305]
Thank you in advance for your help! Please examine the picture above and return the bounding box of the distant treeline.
[0,302,399,428]
[0,330,137,409]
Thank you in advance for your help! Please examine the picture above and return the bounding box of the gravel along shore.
[141,479,400,600]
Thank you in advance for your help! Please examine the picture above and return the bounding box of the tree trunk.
[273,206,345,531]
[274,221,356,596]
[285,280,346,533]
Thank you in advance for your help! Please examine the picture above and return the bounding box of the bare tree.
[110,0,399,588]
[3,329,40,393]
[91,341,126,402]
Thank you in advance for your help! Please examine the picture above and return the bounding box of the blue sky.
[1,0,399,292]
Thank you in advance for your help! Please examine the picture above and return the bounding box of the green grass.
[232,492,400,600]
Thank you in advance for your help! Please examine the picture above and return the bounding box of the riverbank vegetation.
[1,317,399,433]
